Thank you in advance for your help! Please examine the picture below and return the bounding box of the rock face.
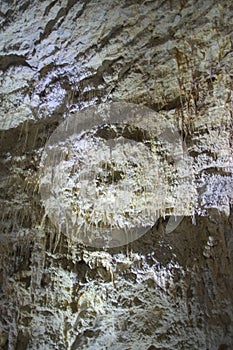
[0,0,233,349]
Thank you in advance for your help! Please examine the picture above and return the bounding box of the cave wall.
[0,0,233,349]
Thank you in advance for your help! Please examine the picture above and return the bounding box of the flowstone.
[39,102,196,248]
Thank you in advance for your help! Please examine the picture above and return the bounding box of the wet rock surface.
[0,0,233,349]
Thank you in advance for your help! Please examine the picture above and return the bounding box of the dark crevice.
[75,71,105,90]
[0,1,31,30]
[97,25,124,50]
[18,0,31,13]
[122,0,145,7]
[146,33,174,49]
[0,9,13,29]
[117,63,131,80]
[0,54,35,71]
[96,56,124,75]
[73,0,91,21]
[160,95,184,111]
[0,117,61,156]
[43,0,59,16]
[36,0,86,45]
[37,61,68,79]
[35,7,66,45]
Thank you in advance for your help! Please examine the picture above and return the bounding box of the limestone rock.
[0,0,233,349]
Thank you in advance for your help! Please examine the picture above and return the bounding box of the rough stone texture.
[0,0,233,349]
